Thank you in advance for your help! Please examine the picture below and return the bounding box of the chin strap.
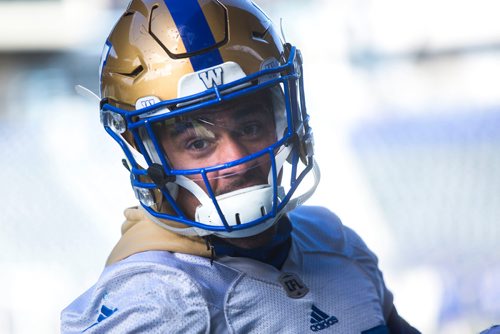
[122,138,148,168]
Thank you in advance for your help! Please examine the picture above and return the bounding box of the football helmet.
[99,0,319,238]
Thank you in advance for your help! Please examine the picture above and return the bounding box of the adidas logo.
[309,304,338,332]
[83,304,118,332]
[97,304,117,323]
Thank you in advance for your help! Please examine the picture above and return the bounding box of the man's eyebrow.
[164,120,193,138]
[162,102,271,136]
[165,119,217,141]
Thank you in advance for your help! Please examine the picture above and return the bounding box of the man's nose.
[217,135,253,175]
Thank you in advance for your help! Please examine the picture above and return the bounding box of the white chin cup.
[195,184,285,238]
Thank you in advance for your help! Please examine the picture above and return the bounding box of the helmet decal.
[135,96,161,110]
[198,66,223,89]
[259,57,280,83]
[162,0,224,70]
[178,62,247,98]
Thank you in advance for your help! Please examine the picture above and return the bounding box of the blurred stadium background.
[0,0,499,333]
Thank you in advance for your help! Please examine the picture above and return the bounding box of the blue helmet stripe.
[163,0,223,71]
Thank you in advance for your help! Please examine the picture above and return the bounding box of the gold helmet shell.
[100,0,285,108]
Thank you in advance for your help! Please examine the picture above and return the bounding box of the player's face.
[156,96,277,223]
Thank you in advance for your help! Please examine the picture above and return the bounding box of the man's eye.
[240,123,261,137]
[187,139,209,150]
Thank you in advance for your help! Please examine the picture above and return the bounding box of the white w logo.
[198,67,223,88]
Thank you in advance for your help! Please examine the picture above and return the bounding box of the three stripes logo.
[309,304,338,332]
[83,304,118,332]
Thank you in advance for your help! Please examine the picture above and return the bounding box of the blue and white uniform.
[61,206,418,333]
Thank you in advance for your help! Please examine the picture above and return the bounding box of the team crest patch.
[279,272,309,299]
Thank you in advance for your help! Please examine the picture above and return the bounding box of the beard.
[213,163,269,196]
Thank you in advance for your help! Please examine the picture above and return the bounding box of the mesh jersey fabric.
[61,206,395,333]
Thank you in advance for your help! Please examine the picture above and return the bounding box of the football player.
[61,1,420,333]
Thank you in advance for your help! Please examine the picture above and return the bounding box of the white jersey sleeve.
[61,259,210,334]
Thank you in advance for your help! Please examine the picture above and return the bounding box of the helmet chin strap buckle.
[147,163,176,187]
